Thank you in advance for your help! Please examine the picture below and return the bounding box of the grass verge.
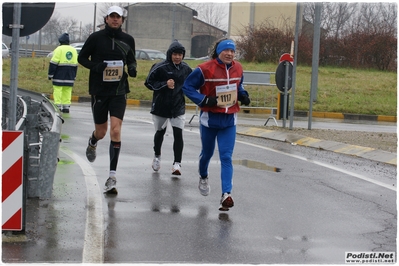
[2,57,396,116]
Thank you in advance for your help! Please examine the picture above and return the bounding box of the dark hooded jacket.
[144,41,192,118]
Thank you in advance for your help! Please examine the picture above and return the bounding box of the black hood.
[166,40,185,61]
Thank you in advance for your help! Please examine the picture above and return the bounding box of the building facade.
[191,18,226,58]
[123,3,225,58]
[228,2,303,40]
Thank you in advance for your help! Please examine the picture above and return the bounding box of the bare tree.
[42,12,88,44]
[42,17,60,45]
[329,3,358,40]
[183,3,228,30]
[302,2,397,70]
[78,23,94,41]
[303,2,357,39]
[379,3,397,36]
[304,2,397,37]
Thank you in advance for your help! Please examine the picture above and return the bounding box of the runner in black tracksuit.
[78,6,137,194]
[145,40,192,175]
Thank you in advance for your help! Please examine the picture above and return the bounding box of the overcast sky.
[52,2,230,27]
[52,2,97,25]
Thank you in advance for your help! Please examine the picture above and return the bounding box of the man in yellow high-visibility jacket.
[48,33,78,113]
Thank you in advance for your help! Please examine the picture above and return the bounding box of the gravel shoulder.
[265,126,397,153]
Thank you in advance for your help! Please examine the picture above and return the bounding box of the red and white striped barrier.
[2,130,24,231]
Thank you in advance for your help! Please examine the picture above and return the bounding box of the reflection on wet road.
[233,159,281,172]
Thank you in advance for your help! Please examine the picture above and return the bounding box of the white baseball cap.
[107,6,124,16]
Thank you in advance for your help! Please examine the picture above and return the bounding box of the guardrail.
[242,71,278,126]
[188,70,279,126]
[17,48,51,57]
[2,85,63,199]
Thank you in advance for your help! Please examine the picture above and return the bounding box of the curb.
[60,95,397,165]
[66,95,397,123]
[236,127,397,166]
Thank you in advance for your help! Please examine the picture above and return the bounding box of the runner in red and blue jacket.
[182,38,250,211]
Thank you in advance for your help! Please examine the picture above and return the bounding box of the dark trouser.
[153,126,183,163]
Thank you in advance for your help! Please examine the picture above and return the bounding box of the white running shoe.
[198,177,210,196]
[104,176,117,194]
[152,157,161,171]
[172,162,181,175]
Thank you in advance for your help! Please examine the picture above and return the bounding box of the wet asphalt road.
[2,103,397,264]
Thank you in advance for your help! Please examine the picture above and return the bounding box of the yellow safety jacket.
[48,45,78,86]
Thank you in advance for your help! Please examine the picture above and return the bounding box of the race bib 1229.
[103,60,123,82]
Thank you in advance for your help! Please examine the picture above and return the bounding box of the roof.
[128,3,198,16]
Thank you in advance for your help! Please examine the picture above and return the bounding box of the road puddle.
[233,159,281,172]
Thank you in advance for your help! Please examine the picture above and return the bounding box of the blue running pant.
[199,124,236,194]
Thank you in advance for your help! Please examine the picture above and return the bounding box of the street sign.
[279,53,294,64]
[275,60,293,92]
[2,3,55,37]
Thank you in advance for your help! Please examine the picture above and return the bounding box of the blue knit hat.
[58,33,70,45]
[216,39,236,55]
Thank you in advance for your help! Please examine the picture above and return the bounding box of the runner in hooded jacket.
[144,40,192,175]
[145,41,192,118]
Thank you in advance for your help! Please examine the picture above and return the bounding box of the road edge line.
[59,146,104,263]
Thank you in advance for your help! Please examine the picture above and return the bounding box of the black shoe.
[86,138,97,162]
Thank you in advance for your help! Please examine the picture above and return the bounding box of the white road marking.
[236,140,396,192]
[59,146,104,263]
[184,124,395,191]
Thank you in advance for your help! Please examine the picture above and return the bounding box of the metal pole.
[172,3,176,41]
[289,2,301,130]
[38,29,42,50]
[8,3,22,131]
[282,61,289,128]
[308,3,321,130]
[250,3,255,27]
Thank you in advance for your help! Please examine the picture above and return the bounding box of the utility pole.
[308,2,322,130]
[93,3,97,33]
[171,3,176,42]
[9,3,22,130]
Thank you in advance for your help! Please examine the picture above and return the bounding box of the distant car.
[46,42,85,58]
[2,43,9,58]
[135,49,166,60]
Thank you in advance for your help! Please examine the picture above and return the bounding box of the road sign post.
[275,53,293,128]
[2,131,24,231]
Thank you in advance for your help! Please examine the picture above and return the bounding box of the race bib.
[216,84,237,108]
[103,60,123,82]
